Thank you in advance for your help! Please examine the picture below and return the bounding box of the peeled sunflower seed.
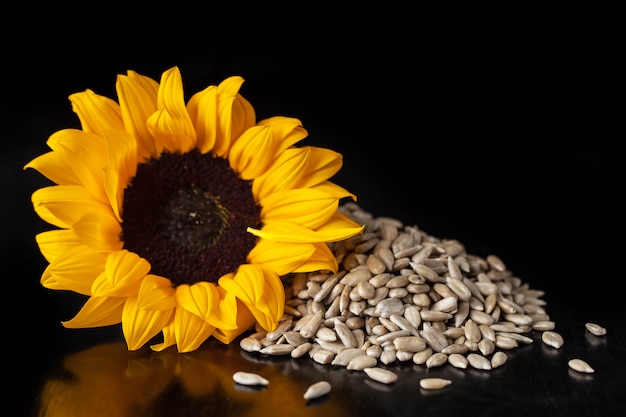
[568,358,595,374]
[363,367,398,384]
[584,322,607,336]
[420,377,452,390]
[233,371,269,386]
[303,381,332,400]
[541,331,564,349]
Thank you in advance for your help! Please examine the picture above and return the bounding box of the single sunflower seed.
[303,381,332,400]
[568,358,595,373]
[542,330,564,349]
[233,371,269,386]
[420,377,452,390]
[363,367,398,384]
[584,322,607,336]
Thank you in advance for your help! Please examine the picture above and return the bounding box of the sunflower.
[25,66,363,353]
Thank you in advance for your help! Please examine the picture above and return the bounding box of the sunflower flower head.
[25,66,363,353]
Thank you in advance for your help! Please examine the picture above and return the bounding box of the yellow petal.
[214,76,256,157]
[218,265,284,332]
[172,307,216,353]
[146,67,196,154]
[311,181,357,201]
[23,149,79,187]
[260,187,338,229]
[295,146,344,189]
[247,239,316,276]
[188,76,256,157]
[211,299,256,344]
[62,295,125,328]
[32,185,115,229]
[257,116,308,153]
[122,296,174,351]
[69,89,124,134]
[137,274,177,310]
[252,147,310,200]
[187,85,218,153]
[91,250,150,298]
[227,125,275,179]
[73,211,123,252]
[291,241,339,273]
[175,282,236,330]
[41,244,107,294]
[35,229,82,263]
[116,70,159,161]
[150,321,177,352]
[52,130,109,203]
[248,211,364,243]
[102,129,138,222]
[217,264,264,305]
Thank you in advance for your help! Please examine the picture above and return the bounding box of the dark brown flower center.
[120,150,262,286]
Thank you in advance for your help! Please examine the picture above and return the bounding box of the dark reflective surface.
[23,313,626,417]
[4,2,626,416]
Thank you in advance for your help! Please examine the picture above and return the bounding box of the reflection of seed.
[420,377,452,390]
[363,367,398,384]
[233,371,269,386]
[568,359,594,373]
[303,381,332,400]
[585,322,607,336]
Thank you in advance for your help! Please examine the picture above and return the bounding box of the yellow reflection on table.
[37,340,350,417]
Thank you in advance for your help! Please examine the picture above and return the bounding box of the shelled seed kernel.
[241,204,572,385]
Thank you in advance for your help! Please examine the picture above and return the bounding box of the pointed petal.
[35,229,82,263]
[247,211,364,243]
[73,211,123,252]
[146,67,196,154]
[52,131,109,203]
[62,296,125,328]
[175,282,237,330]
[150,321,177,352]
[41,245,107,294]
[137,274,177,310]
[69,89,124,134]
[172,306,216,353]
[311,181,357,201]
[102,129,138,222]
[116,70,159,161]
[291,242,339,273]
[260,187,338,229]
[252,147,310,200]
[257,116,308,153]
[211,299,256,344]
[188,76,256,157]
[31,185,115,229]
[247,239,316,276]
[91,250,150,298]
[23,149,79,187]
[228,125,275,179]
[296,146,344,188]
[187,85,218,153]
[214,76,255,157]
[122,296,174,351]
[218,265,284,332]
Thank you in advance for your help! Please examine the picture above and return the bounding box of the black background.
[2,1,625,416]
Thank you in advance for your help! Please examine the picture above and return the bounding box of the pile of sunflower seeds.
[239,203,599,384]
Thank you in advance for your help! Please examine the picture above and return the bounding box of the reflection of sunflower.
[25,66,363,352]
